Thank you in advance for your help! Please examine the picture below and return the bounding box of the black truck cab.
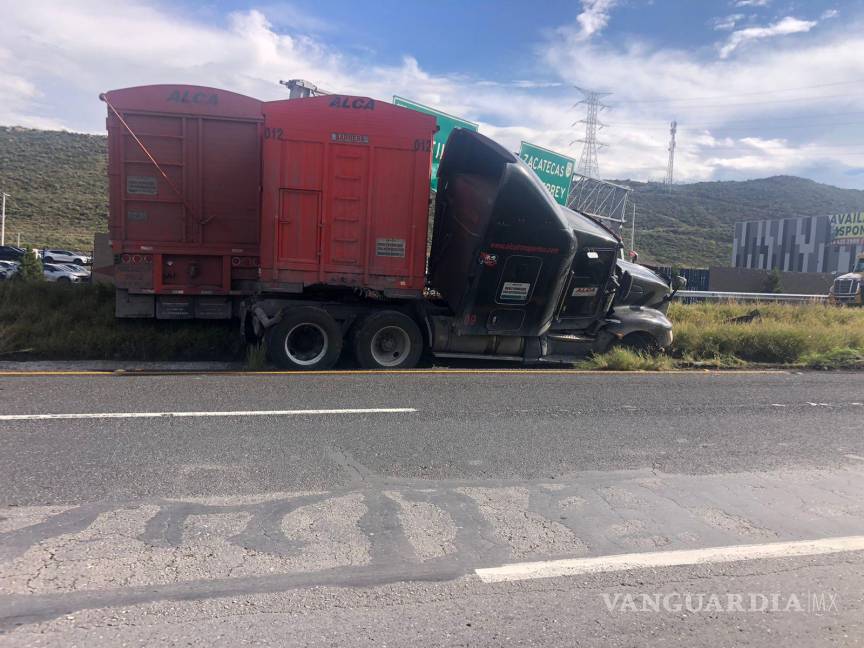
[428,128,673,361]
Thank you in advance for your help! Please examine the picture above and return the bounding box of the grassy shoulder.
[582,302,864,370]
[0,282,241,361]
[1,283,862,369]
[667,301,864,369]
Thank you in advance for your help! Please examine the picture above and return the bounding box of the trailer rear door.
[104,85,262,296]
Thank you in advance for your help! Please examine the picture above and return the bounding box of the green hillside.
[1,126,863,266]
[0,126,107,252]
[621,176,864,267]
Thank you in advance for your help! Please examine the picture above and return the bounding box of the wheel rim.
[370,326,411,367]
[284,323,328,366]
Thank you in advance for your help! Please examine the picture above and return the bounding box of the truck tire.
[352,311,423,369]
[266,307,343,370]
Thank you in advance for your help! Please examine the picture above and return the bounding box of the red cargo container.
[103,84,263,316]
[259,95,436,295]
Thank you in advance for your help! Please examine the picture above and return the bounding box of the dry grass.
[578,347,675,371]
[0,282,241,360]
[668,301,864,367]
[2,283,862,369]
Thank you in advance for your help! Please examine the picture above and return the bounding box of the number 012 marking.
[264,127,287,141]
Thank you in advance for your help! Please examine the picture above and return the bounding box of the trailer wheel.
[266,307,342,370]
[352,311,423,369]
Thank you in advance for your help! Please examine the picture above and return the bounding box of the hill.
[1,126,863,266]
[0,126,107,252]
[620,176,864,267]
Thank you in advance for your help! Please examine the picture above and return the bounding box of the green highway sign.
[519,141,575,206]
[393,96,479,191]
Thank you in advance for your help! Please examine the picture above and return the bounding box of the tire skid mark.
[2,465,864,629]
[0,504,114,564]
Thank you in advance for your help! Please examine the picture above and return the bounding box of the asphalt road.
[1,369,863,646]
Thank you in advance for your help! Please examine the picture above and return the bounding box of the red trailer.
[103,85,263,318]
[104,87,434,317]
[259,95,435,296]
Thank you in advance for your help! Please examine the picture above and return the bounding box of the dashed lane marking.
[0,408,417,422]
[474,535,864,583]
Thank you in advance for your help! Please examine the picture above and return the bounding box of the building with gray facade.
[732,213,864,274]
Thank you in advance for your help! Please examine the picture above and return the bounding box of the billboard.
[830,211,864,245]
[519,141,575,206]
[393,96,479,191]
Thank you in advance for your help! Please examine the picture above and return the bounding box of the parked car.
[43,263,85,283]
[0,260,20,280]
[0,246,25,262]
[41,249,91,265]
[60,264,91,281]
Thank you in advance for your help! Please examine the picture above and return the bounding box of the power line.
[605,120,864,131]
[693,143,864,151]
[612,79,864,104]
[609,110,864,127]
[610,92,864,110]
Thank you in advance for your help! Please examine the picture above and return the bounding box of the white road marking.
[0,408,417,421]
[475,535,864,583]
[844,454,864,462]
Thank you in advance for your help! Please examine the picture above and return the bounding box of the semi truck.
[829,253,864,306]
[101,84,680,369]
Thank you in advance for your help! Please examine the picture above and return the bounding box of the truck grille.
[833,278,860,296]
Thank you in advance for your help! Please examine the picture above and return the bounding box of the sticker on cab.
[500,281,531,301]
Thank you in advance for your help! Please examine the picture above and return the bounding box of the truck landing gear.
[351,311,423,369]
[266,307,343,370]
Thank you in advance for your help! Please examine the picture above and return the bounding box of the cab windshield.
[855,258,864,272]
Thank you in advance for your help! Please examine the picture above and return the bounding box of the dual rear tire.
[351,311,423,370]
[266,307,423,371]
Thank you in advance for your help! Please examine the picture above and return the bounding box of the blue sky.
[2,0,863,187]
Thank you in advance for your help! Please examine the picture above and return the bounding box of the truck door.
[561,248,617,322]
[277,189,321,269]
[322,145,369,273]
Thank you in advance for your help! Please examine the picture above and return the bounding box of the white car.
[0,260,19,280]
[41,249,91,265]
[60,263,91,275]
[43,263,85,283]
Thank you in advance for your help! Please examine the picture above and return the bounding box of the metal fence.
[647,266,710,292]
[675,290,828,303]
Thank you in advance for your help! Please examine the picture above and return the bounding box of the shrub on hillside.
[16,246,43,281]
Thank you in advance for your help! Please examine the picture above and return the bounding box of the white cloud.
[821,9,839,20]
[734,0,770,7]
[573,0,620,41]
[719,16,817,58]
[540,13,864,183]
[0,0,862,186]
[712,14,745,31]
